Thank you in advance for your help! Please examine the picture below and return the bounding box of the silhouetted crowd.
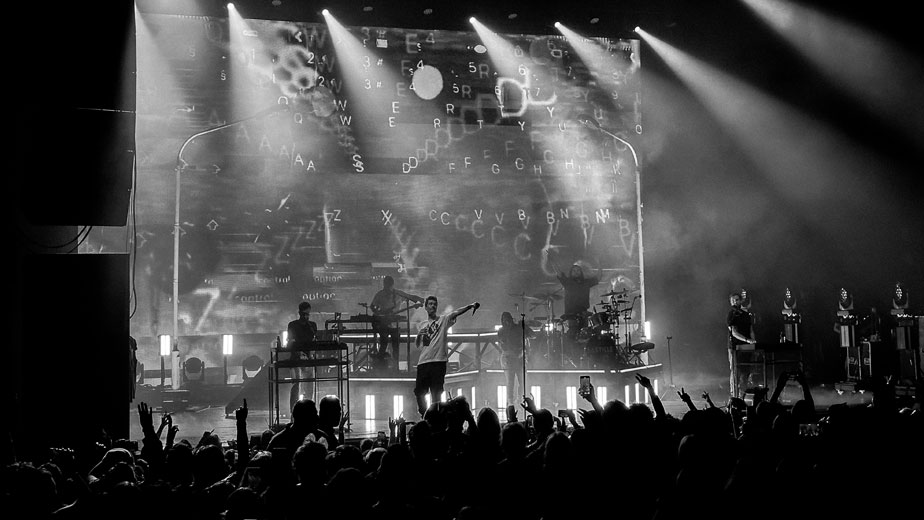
[3,372,921,520]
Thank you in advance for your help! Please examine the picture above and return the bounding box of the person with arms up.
[550,256,602,340]
[414,296,480,417]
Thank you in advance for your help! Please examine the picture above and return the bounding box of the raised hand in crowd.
[636,373,665,418]
[579,382,604,415]
[678,387,696,411]
[770,371,790,405]
[702,391,716,409]
[388,415,399,445]
[521,395,538,415]
[235,399,248,474]
[166,422,178,449]
[506,404,518,423]
[137,402,156,438]
[156,412,172,440]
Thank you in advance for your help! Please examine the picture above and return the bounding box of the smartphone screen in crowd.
[579,375,591,396]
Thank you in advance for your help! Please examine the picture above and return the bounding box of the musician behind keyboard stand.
[286,301,318,413]
[727,292,757,400]
[370,275,424,372]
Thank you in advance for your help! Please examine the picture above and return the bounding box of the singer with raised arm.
[286,301,317,413]
[413,296,479,417]
[370,275,424,372]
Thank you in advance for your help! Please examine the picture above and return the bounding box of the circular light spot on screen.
[412,65,443,100]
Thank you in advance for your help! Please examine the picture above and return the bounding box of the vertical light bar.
[425,393,432,409]
[365,394,375,420]
[441,391,448,402]
[498,385,507,410]
[471,386,477,408]
[644,321,651,339]
[644,384,650,404]
[456,388,463,397]
[222,334,233,355]
[530,386,541,408]
[597,386,607,404]
[635,383,640,403]
[281,330,288,346]
[653,378,659,398]
[566,386,577,410]
[625,385,630,404]
[159,334,171,356]
[393,395,403,419]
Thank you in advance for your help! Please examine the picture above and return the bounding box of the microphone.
[577,116,601,130]
[472,302,480,315]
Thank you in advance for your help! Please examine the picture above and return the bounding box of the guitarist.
[370,275,424,371]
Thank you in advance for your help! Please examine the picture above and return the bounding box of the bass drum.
[585,332,616,368]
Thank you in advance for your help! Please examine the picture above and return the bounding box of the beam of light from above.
[635,28,904,227]
[322,9,442,177]
[134,7,182,145]
[740,0,924,147]
[469,18,521,82]
[227,5,273,120]
[556,23,640,118]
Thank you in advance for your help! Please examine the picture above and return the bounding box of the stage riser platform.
[347,366,663,419]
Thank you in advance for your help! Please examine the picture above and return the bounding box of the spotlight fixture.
[634,26,641,32]
[892,283,909,312]
[227,3,234,9]
[322,8,330,16]
[554,22,562,28]
[781,288,801,343]
[783,287,797,310]
[838,287,854,312]
[590,17,600,24]
[272,0,281,6]
[423,8,433,15]
[508,13,518,20]
[363,6,373,12]
[469,17,477,24]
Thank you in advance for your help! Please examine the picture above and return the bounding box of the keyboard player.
[286,301,318,413]
[370,276,424,372]
[727,292,757,399]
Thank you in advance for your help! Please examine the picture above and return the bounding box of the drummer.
[553,260,603,338]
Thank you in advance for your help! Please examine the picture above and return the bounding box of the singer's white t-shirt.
[416,313,455,365]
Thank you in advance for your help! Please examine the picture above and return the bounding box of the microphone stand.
[520,313,528,403]
[401,295,414,373]
[171,104,288,388]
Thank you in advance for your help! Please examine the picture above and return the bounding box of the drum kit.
[507,288,651,369]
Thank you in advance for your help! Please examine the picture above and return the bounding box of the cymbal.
[602,289,639,297]
[629,342,655,351]
[531,290,562,301]
[509,292,543,301]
